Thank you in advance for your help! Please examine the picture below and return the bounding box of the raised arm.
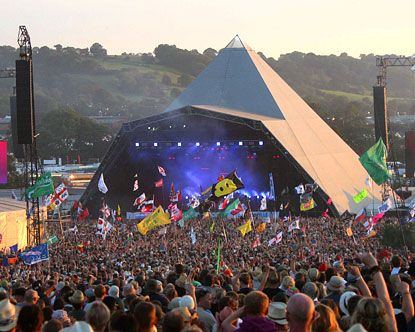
[395,280,414,323]
[349,265,371,297]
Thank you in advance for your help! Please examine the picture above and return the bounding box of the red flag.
[230,202,244,215]
[155,179,163,188]
[219,197,230,210]
[327,197,332,205]
[78,208,89,222]
[354,209,366,223]
[169,204,183,222]
[252,237,261,248]
[322,209,330,220]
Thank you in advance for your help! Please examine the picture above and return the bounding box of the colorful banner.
[26,172,54,199]
[353,189,368,204]
[20,243,49,265]
[0,141,7,184]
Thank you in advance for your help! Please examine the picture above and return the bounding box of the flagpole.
[216,238,221,273]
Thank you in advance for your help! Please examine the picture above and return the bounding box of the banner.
[47,235,59,245]
[26,173,54,199]
[300,198,315,211]
[20,243,49,265]
[137,206,171,235]
[353,189,368,204]
[359,138,391,185]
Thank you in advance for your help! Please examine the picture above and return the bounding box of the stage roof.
[164,36,383,214]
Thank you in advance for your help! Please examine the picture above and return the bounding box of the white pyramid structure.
[165,36,383,214]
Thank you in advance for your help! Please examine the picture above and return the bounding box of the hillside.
[0,43,413,160]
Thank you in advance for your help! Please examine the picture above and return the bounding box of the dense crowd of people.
[0,214,414,332]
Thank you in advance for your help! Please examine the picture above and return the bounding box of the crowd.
[0,214,414,332]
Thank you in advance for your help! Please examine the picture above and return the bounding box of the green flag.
[216,238,221,273]
[182,207,199,222]
[359,138,390,185]
[26,172,54,199]
[47,235,59,245]
[353,189,368,204]
[222,198,241,217]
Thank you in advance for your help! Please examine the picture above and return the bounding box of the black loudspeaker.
[406,131,415,178]
[15,59,34,144]
[9,95,24,158]
[373,86,388,149]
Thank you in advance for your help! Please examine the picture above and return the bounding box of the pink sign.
[0,141,7,184]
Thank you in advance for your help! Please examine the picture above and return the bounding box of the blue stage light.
[259,141,264,146]
[239,141,243,146]
[135,142,140,147]
[154,142,158,147]
[177,142,182,147]
[196,142,200,147]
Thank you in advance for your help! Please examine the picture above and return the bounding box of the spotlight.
[239,141,243,146]
[135,142,140,147]
[259,141,264,146]
[147,126,151,130]
[183,124,186,128]
[153,142,158,147]
[169,125,172,129]
[196,142,200,147]
[177,142,182,147]
[216,142,221,146]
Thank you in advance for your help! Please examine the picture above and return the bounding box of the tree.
[177,74,193,87]
[203,48,218,59]
[37,108,111,161]
[90,43,107,57]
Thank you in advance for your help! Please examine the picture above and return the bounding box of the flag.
[371,212,385,224]
[155,179,163,188]
[300,198,315,211]
[216,238,221,273]
[169,182,175,200]
[51,183,69,208]
[47,235,59,245]
[223,198,243,216]
[182,207,199,222]
[9,244,18,254]
[209,221,215,233]
[190,196,200,208]
[364,230,377,239]
[103,222,113,240]
[322,209,330,220]
[20,243,49,265]
[268,231,283,246]
[219,197,231,210]
[346,227,353,237]
[133,193,146,206]
[97,218,105,230]
[288,218,300,232]
[190,227,197,245]
[359,138,391,185]
[137,206,171,235]
[295,184,305,195]
[269,173,276,200]
[256,222,266,233]
[98,173,108,194]
[354,208,366,223]
[141,203,154,213]
[133,179,139,192]
[77,208,89,222]
[378,198,393,214]
[158,166,167,177]
[238,219,252,237]
[353,189,368,204]
[11,191,17,200]
[327,197,333,205]
[169,204,183,222]
[211,170,244,200]
[26,172,54,199]
[260,197,267,211]
[252,236,261,248]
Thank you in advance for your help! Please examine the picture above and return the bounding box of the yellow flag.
[300,198,315,211]
[256,222,266,233]
[238,219,252,237]
[137,206,171,236]
[346,227,353,237]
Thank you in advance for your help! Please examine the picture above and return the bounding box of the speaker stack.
[373,86,388,149]
[15,59,34,145]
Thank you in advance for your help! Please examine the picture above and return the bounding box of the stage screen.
[0,141,7,184]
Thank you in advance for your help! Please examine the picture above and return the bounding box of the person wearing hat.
[108,286,124,312]
[267,302,288,331]
[0,299,17,332]
[324,276,346,305]
[69,290,86,322]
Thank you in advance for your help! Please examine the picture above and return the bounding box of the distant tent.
[82,36,382,215]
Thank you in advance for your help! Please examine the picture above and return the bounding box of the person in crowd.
[286,293,317,332]
[16,304,43,332]
[134,301,158,332]
[312,304,341,332]
[196,288,216,332]
[0,299,17,332]
[85,302,110,332]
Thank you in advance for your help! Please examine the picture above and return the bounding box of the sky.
[2,0,414,59]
